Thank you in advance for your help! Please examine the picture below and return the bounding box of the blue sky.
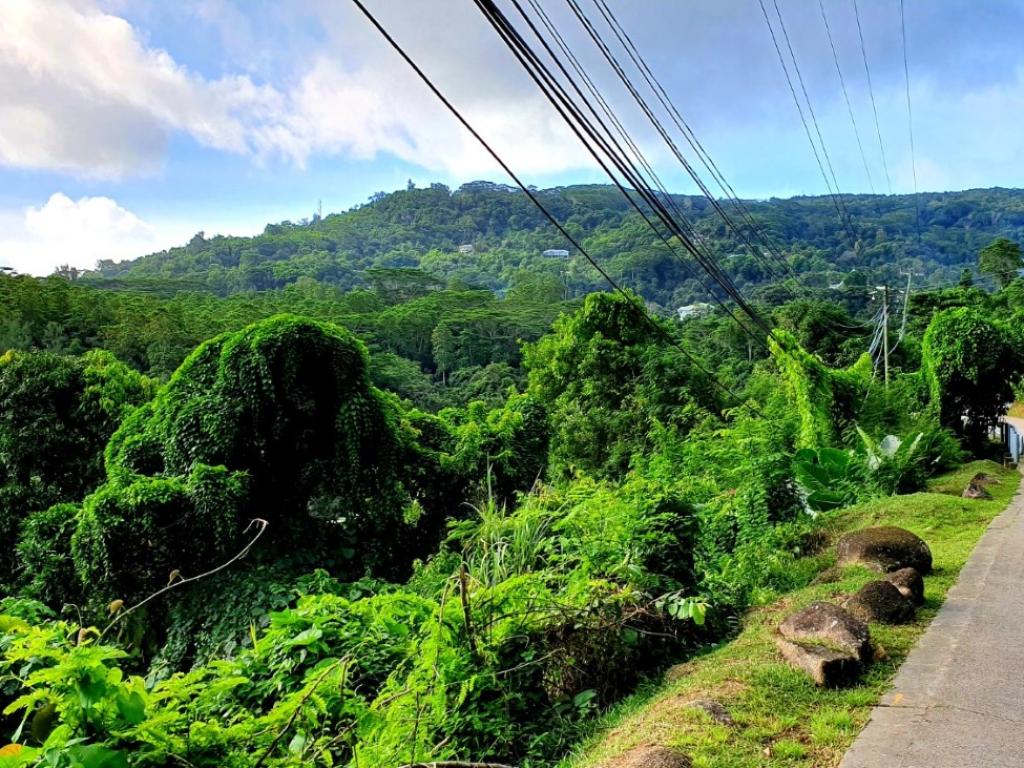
[1,0,1022,274]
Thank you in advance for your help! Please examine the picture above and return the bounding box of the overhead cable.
[347,0,759,408]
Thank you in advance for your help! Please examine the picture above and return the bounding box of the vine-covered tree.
[978,237,1023,288]
[72,315,445,601]
[525,292,719,478]
[922,307,1024,449]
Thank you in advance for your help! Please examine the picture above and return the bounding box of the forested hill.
[85,183,1024,307]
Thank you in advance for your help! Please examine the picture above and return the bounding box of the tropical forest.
[3,0,1024,765]
[1,179,1023,767]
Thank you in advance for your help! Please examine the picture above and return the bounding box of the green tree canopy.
[525,292,719,479]
[978,237,1023,288]
[922,307,1024,448]
[0,349,153,588]
[63,314,465,613]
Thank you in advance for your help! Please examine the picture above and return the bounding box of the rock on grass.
[844,580,916,624]
[684,698,733,725]
[776,638,863,687]
[610,745,692,768]
[778,601,873,662]
[886,567,925,605]
[836,526,933,574]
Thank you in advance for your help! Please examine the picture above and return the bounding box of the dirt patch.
[602,745,691,768]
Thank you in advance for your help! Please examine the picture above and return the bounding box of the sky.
[1,0,1022,275]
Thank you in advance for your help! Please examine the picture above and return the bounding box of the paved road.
[840,468,1024,768]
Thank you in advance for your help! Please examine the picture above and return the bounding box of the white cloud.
[252,55,591,176]
[0,0,590,179]
[0,0,258,176]
[0,193,179,275]
[5,0,1022,194]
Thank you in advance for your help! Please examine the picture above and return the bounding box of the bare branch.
[99,518,268,642]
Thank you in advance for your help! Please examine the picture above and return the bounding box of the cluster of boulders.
[777,525,932,687]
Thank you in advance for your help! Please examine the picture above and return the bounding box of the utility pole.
[881,284,890,389]
[898,270,917,341]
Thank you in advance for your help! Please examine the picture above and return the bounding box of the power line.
[818,0,875,194]
[757,0,857,241]
[852,0,892,194]
[473,0,776,343]
[899,0,922,244]
[583,0,801,287]
[496,0,884,346]
[346,0,756,409]
[547,0,793,296]
[770,0,850,222]
[489,0,773,346]
[515,0,775,337]
[569,0,882,339]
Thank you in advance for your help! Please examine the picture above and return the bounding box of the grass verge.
[564,460,1020,768]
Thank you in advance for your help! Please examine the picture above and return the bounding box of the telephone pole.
[881,284,890,388]
[898,270,918,341]
[874,284,891,389]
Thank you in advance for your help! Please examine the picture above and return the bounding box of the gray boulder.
[778,601,872,662]
[845,580,916,624]
[963,480,993,500]
[969,471,1000,486]
[836,526,933,574]
[886,567,925,605]
[776,638,862,687]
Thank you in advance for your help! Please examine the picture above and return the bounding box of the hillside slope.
[85,184,1024,306]
[567,461,1020,768]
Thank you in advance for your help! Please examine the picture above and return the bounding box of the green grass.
[564,461,1020,768]
[1007,402,1024,418]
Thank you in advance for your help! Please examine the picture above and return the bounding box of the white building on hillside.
[677,302,714,321]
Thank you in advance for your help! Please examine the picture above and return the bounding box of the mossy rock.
[778,601,872,663]
[969,472,1001,486]
[844,580,916,624]
[962,480,993,500]
[685,698,733,725]
[886,567,925,605]
[776,638,863,688]
[811,565,843,585]
[836,526,933,574]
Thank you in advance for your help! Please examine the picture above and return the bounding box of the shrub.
[17,503,81,608]
[72,464,247,604]
[525,292,718,479]
[439,391,549,507]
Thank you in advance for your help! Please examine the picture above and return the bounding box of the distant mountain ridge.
[86,183,1024,307]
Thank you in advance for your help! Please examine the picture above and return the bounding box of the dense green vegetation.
[571,460,1020,768]
[0,187,1022,767]
[38,183,1024,307]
